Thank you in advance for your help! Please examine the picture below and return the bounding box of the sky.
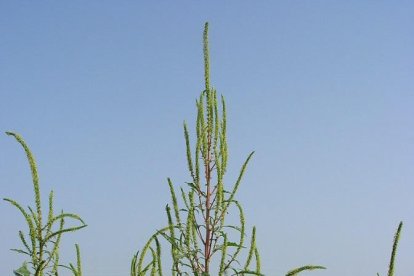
[1,1,413,275]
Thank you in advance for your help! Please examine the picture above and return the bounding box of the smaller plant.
[4,132,86,276]
[377,221,403,276]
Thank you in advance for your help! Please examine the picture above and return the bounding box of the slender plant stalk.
[133,22,261,275]
[61,244,83,276]
[132,22,327,276]
[387,222,403,276]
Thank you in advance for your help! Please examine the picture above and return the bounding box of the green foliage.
[14,262,31,276]
[4,132,87,276]
[133,22,260,276]
[132,23,324,276]
[6,23,408,276]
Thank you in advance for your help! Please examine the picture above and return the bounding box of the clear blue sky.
[1,1,413,275]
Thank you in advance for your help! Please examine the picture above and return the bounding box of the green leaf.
[285,265,326,276]
[237,271,265,275]
[226,242,240,247]
[14,262,31,276]
[10,248,31,256]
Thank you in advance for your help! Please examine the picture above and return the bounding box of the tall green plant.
[132,23,325,276]
[4,132,87,276]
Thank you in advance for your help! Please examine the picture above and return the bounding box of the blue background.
[1,1,413,275]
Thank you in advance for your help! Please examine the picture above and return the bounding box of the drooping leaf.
[285,265,326,276]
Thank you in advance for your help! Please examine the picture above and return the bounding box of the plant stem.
[204,123,212,273]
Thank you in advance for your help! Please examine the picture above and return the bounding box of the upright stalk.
[388,222,403,276]
[133,22,261,275]
[133,22,324,276]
